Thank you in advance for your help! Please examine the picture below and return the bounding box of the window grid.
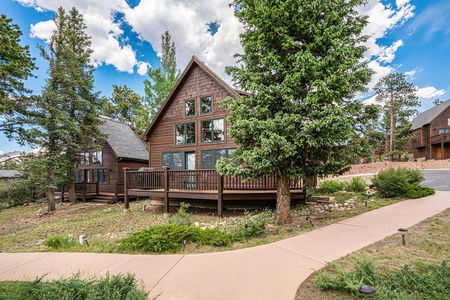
[175,122,196,145]
[201,118,224,143]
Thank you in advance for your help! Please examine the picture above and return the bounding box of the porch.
[56,181,125,203]
[124,168,310,216]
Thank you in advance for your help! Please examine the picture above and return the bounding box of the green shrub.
[315,180,344,195]
[0,273,148,300]
[405,168,425,185]
[372,168,425,198]
[315,258,450,299]
[168,202,191,226]
[229,210,272,238]
[405,184,435,199]
[44,235,73,249]
[343,177,366,193]
[118,224,235,253]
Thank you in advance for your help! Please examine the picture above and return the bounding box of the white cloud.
[137,61,150,76]
[30,20,55,42]
[377,40,403,63]
[404,68,421,80]
[416,87,445,99]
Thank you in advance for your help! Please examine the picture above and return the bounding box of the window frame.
[184,99,196,117]
[201,148,236,169]
[200,96,213,115]
[175,122,196,146]
[80,152,90,166]
[162,152,182,170]
[92,168,109,184]
[91,150,102,165]
[201,118,225,143]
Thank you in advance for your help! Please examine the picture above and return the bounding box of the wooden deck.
[124,168,310,216]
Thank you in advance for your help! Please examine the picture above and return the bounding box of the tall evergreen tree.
[100,85,142,126]
[17,7,103,210]
[374,72,418,161]
[137,31,179,133]
[0,14,36,131]
[217,0,372,223]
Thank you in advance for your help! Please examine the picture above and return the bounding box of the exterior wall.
[77,143,148,193]
[148,65,237,170]
[409,108,450,160]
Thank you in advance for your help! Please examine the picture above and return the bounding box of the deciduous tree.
[217,0,372,223]
[374,72,418,161]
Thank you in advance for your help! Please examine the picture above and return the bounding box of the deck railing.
[124,169,302,192]
[431,133,449,145]
[74,181,99,202]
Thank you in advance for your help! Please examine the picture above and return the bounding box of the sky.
[1,0,449,154]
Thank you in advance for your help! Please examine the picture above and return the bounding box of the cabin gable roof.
[143,56,240,140]
[411,99,450,131]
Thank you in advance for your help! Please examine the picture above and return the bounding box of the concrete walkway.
[1,191,450,300]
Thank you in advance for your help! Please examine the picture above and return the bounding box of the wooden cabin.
[409,99,450,160]
[124,56,308,215]
[71,117,148,202]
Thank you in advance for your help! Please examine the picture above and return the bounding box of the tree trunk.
[68,166,76,203]
[47,187,56,212]
[276,175,291,224]
[389,92,395,161]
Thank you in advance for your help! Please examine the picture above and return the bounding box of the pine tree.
[374,72,418,161]
[217,0,372,223]
[137,31,179,133]
[100,85,142,126]
[0,14,36,131]
[19,7,103,210]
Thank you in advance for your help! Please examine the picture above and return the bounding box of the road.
[421,169,450,191]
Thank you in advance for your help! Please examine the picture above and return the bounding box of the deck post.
[218,173,223,217]
[82,181,86,202]
[163,166,170,214]
[123,167,130,209]
[96,182,99,196]
[114,181,119,203]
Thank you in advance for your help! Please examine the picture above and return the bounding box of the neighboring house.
[0,170,21,180]
[74,117,148,201]
[409,99,450,160]
[143,55,245,170]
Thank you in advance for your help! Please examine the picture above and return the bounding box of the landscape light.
[359,285,376,299]
[306,216,314,227]
[182,239,187,252]
[398,228,408,246]
[79,235,89,247]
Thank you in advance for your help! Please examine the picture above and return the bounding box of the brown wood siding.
[148,64,237,170]
[118,160,148,183]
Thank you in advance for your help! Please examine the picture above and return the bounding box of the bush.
[405,184,435,199]
[0,273,148,300]
[372,168,425,198]
[315,180,344,195]
[168,202,191,226]
[118,224,235,253]
[343,177,366,193]
[229,210,272,238]
[45,235,73,250]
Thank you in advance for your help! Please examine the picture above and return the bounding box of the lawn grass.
[0,194,405,254]
[295,207,450,299]
[0,273,148,300]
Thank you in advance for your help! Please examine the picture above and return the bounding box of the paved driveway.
[421,169,450,191]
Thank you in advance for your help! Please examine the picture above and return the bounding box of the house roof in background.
[98,118,148,161]
[0,170,21,179]
[411,99,450,131]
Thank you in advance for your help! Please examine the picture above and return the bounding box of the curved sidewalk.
[1,191,450,300]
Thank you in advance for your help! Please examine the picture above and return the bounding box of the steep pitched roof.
[411,99,450,131]
[0,170,21,179]
[98,118,148,161]
[143,55,240,140]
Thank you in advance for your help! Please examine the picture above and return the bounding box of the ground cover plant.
[295,208,450,300]
[372,168,434,198]
[0,273,148,300]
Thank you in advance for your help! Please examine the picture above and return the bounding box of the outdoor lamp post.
[398,228,408,245]
[306,216,314,227]
[359,285,376,299]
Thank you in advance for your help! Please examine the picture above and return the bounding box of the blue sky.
[1,0,449,153]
